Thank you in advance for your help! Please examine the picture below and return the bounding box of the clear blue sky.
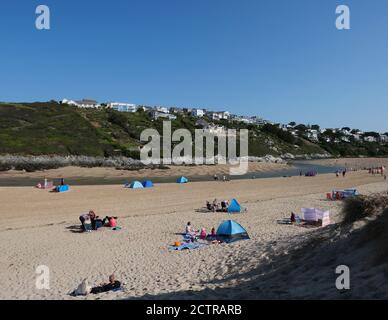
[0,0,387,132]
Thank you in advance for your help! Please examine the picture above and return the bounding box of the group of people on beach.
[72,274,122,296]
[368,166,386,178]
[185,222,217,242]
[335,169,347,178]
[213,174,230,182]
[79,210,118,232]
[206,199,230,212]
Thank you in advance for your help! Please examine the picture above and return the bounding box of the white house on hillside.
[61,99,100,109]
[306,129,319,142]
[154,106,169,114]
[191,109,205,117]
[108,102,138,113]
[207,111,230,121]
[149,110,176,120]
[364,136,377,143]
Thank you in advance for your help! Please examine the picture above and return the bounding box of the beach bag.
[74,279,91,296]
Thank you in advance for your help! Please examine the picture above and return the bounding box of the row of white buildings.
[60,98,269,125]
[60,99,386,143]
[280,125,388,144]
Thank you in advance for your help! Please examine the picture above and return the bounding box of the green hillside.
[2,101,382,159]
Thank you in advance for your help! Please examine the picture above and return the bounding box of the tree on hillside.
[295,124,307,131]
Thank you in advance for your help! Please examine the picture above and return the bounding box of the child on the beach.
[200,228,207,240]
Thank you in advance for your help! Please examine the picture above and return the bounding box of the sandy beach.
[1,166,387,300]
[0,161,289,181]
[302,157,388,170]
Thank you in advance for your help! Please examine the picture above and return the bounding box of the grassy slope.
[0,102,329,158]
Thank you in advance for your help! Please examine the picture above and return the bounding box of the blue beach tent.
[176,176,189,184]
[142,180,154,188]
[216,220,250,243]
[56,185,69,193]
[227,199,241,213]
[127,181,144,189]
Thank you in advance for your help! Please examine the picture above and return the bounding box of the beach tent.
[305,171,317,177]
[142,180,154,188]
[302,208,330,226]
[127,181,144,189]
[176,176,189,184]
[216,220,250,243]
[227,199,241,213]
[56,185,69,193]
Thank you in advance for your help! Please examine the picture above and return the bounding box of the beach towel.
[168,242,208,251]
[277,218,292,225]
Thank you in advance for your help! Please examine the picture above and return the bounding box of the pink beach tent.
[301,208,331,227]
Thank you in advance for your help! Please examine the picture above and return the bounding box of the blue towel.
[168,242,208,251]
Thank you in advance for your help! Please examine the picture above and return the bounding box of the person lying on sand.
[90,274,121,295]
[102,216,118,228]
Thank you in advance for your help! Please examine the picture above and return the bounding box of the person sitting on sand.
[185,222,198,242]
[83,215,92,232]
[88,211,98,229]
[212,199,219,211]
[79,213,92,231]
[200,228,207,240]
[186,222,194,234]
[290,212,296,224]
[206,227,217,241]
[221,200,227,212]
[90,274,121,295]
[206,201,213,212]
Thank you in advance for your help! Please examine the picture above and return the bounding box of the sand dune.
[0,170,387,300]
